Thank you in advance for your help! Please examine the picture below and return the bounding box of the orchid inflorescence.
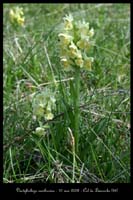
[32,89,56,121]
[9,7,25,26]
[58,14,94,71]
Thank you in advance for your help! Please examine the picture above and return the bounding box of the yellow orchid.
[63,14,73,30]
[17,17,25,26]
[58,14,94,71]
[45,112,54,120]
[76,20,89,36]
[33,105,44,117]
[77,35,90,49]
[68,42,78,57]
[89,28,94,37]
[60,57,72,71]
[32,90,56,120]
[84,57,94,70]
[9,7,25,26]
[75,58,84,68]
[58,33,73,45]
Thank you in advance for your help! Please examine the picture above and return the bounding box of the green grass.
[3,3,130,183]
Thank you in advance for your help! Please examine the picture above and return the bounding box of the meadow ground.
[3,3,130,183]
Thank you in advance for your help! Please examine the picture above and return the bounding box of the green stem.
[73,68,80,154]
[72,142,76,183]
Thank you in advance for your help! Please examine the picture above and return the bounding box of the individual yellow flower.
[9,9,15,22]
[17,17,25,26]
[89,28,94,37]
[68,42,78,57]
[75,58,84,68]
[77,36,90,49]
[84,57,94,70]
[45,112,54,120]
[58,33,73,45]
[77,39,85,49]
[76,20,89,36]
[69,42,78,51]
[60,57,72,71]
[63,14,73,30]
[61,57,69,66]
